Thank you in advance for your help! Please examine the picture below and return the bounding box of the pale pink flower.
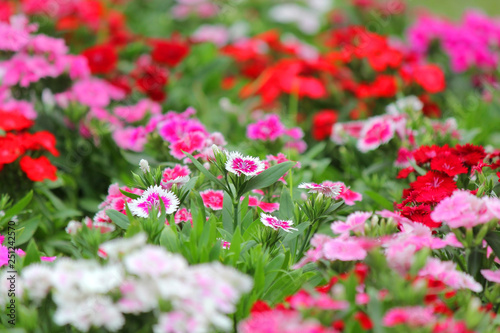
[331,121,364,144]
[331,212,371,235]
[174,208,193,225]
[247,114,286,141]
[485,197,500,219]
[293,234,333,269]
[191,24,229,47]
[112,127,148,152]
[161,165,191,190]
[418,258,482,292]
[357,117,395,152]
[114,99,161,123]
[225,151,265,176]
[298,181,342,198]
[481,269,500,283]
[323,237,368,261]
[431,190,493,229]
[260,213,297,232]
[284,140,307,153]
[200,189,224,210]
[124,245,187,278]
[129,185,180,218]
[383,306,436,327]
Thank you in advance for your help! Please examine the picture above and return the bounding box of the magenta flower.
[260,213,297,233]
[225,151,265,177]
[169,131,206,160]
[247,114,286,141]
[161,164,191,190]
[129,185,180,218]
[200,189,224,210]
[245,196,280,213]
[174,208,193,225]
[40,256,57,262]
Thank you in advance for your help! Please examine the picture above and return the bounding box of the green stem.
[233,200,240,231]
[297,222,316,261]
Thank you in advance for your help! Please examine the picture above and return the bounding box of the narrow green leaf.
[23,240,40,267]
[3,191,33,223]
[120,189,141,200]
[222,192,234,234]
[15,217,39,246]
[106,209,130,229]
[278,187,294,220]
[365,190,393,211]
[239,162,295,196]
[183,151,227,190]
[485,231,500,259]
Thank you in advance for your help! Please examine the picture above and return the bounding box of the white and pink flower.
[225,151,265,177]
[260,213,297,232]
[298,181,342,198]
[161,165,191,190]
[357,116,395,152]
[129,185,180,218]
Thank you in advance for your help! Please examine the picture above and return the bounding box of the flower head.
[298,181,342,198]
[200,189,224,210]
[129,185,180,218]
[260,213,297,233]
[161,164,191,190]
[225,151,265,177]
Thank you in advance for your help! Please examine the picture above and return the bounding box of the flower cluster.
[247,114,306,153]
[0,107,58,183]
[11,234,252,333]
[408,10,500,73]
[396,144,497,228]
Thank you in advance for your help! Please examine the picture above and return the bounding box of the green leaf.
[106,209,130,229]
[485,231,500,259]
[15,217,39,246]
[239,162,295,196]
[222,192,234,234]
[124,218,143,238]
[23,240,40,267]
[365,190,393,211]
[183,151,227,190]
[262,270,315,304]
[160,225,179,252]
[467,247,483,279]
[120,190,141,200]
[278,187,294,220]
[228,228,242,266]
[2,191,33,224]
